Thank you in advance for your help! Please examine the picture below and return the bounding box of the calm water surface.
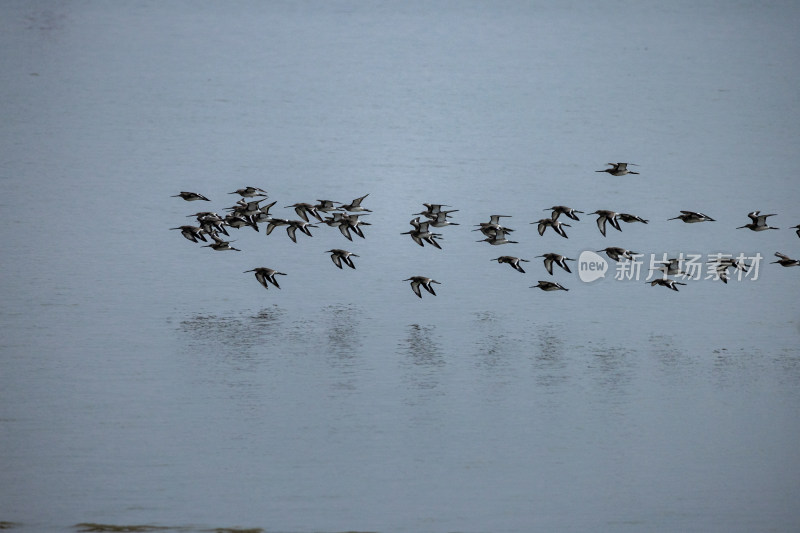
[1,2,799,532]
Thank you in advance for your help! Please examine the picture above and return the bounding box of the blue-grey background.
[1,1,799,532]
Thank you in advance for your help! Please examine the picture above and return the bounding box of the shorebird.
[285,202,322,222]
[647,279,687,291]
[713,263,731,284]
[326,249,359,269]
[404,276,440,298]
[771,252,800,267]
[343,214,370,239]
[229,187,268,198]
[244,267,286,289]
[707,257,749,283]
[712,256,749,273]
[324,212,370,240]
[402,227,443,249]
[533,218,570,238]
[737,211,778,231]
[429,210,459,228]
[477,229,518,245]
[651,257,686,277]
[171,225,207,243]
[172,191,210,201]
[590,210,622,236]
[531,280,568,291]
[195,213,229,236]
[228,198,267,219]
[791,224,800,238]
[546,205,583,221]
[339,194,371,212]
[474,215,514,236]
[285,220,318,242]
[187,211,218,220]
[202,239,241,251]
[337,213,370,240]
[223,214,258,231]
[482,214,512,225]
[536,253,574,275]
[415,203,458,219]
[313,199,340,213]
[250,201,278,223]
[597,247,638,262]
[668,210,715,223]
[474,224,513,238]
[264,217,292,235]
[618,213,649,224]
[491,256,530,273]
[595,162,639,176]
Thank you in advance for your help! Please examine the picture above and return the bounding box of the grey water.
[1,1,799,532]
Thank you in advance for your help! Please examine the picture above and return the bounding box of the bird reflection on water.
[322,304,365,395]
[472,311,516,372]
[178,305,287,365]
[399,323,444,369]
[397,324,445,401]
[533,325,570,390]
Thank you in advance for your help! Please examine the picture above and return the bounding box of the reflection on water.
[321,303,363,394]
[711,346,767,389]
[397,323,444,400]
[776,346,800,386]
[533,323,570,390]
[322,303,362,362]
[399,323,443,370]
[586,342,635,410]
[647,332,699,387]
[471,311,515,372]
[178,305,286,364]
[176,305,290,407]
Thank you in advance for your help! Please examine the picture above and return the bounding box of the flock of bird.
[172,164,799,297]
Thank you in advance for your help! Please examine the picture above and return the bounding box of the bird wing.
[286,225,298,242]
[543,256,554,275]
[254,272,270,290]
[338,224,353,241]
[410,281,422,298]
[596,216,608,236]
[267,274,282,289]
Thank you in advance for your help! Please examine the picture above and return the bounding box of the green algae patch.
[74,525,171,533]
[206,529,264,533]
[207,529,264,533]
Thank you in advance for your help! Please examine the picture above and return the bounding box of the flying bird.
[404,276,441,298]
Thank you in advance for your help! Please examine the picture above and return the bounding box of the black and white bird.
[536,253,574,275]
[647,278,687,291]
[737,211,778,231]
[326,249,359,269]
[595,162,639,176]
[229,186,268,198]
[545,205,583,221]
[404,276,441,298]
[244,267,286,289]
[530,281,569,292]
[590,210,622,237]
[771,252,800,267]
[491,256,530,273]
[597,247,638,262]
[172,191,210,201]
[668,210,715,223]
